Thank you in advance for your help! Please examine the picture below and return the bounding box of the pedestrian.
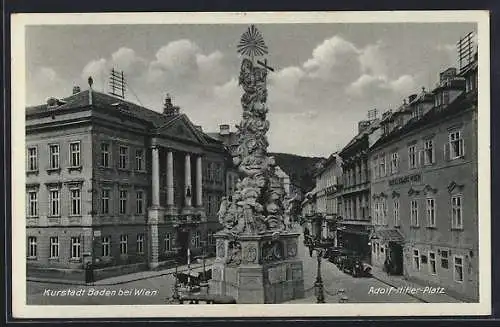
[85,262,94,285]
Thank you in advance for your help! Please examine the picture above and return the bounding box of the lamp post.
[198,240,209,295]
[304,214,327,304]
[172,245,181,302]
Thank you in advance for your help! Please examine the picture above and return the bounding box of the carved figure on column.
[217,25,289,236]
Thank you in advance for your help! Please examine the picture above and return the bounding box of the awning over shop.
[369,229,404,243]
[338,225,370,236]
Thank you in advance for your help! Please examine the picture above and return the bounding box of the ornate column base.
[210,231,304,304]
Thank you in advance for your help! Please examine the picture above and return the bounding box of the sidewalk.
[27,258,215,286]
[369,265,463,303]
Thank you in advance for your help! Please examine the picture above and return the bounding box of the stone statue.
[217,35,288,236]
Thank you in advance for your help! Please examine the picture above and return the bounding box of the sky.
[25,23,476,157]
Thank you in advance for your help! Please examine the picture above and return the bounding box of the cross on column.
[257,58,275,72]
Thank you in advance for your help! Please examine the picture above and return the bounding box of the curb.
[28,262,213,286]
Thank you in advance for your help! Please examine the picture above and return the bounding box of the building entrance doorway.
[177,230,189,264]
[387,242,403,275]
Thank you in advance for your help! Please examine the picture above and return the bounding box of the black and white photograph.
[11,11,491,318]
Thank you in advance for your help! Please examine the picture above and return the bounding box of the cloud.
[359,41,388,76]
[27,66,68,105]
[29,34,438,156]
[303,35,361,82]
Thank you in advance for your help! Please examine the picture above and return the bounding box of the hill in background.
[269,152,326,194]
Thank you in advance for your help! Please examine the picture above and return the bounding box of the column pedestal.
[148,206,164,269]
[210,231,304,304]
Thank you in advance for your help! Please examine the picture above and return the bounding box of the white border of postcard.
[11,10,491,318]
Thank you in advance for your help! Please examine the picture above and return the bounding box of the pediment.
[156,115,207,145]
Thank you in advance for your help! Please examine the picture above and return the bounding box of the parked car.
[328,248,357,265]
[340,255,371,277]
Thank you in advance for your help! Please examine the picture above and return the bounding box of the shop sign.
[388,173,421,186]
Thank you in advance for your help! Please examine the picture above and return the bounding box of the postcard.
[11,10,491,318]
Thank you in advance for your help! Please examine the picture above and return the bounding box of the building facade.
[337,118,381,263]
[26,88,229,277]
[368,58,478,301]
[312,153,343,243]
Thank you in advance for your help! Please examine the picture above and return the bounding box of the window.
[137,234,144,254]
[28,236,37,258]
[101,189,110,214]
[441,250,449,269]
[119,190,128,214]
[408,145,417,169]
[70,237,81,259]
[102,236,111,257]
[424,139,435,165]
[119,146,129,169]
[452,195,463,229]
[413,249,420,270]
[101,143,110,167]
[454,256,464,282]
[426,198,436,227]
[372,158,379,179]
[27,147,38,171]
[135,149,144,171]
[49,189,60,217]
[381,199,387,225]
[390,152,399,174]
[393,199,400,226]
[27,191,38,217]
[49,144,60,169]
[429,251,437,275]
[165,233,171,252]
[136,191,144,214]
[50,236,59,258]
[120,235,128,254]
[410,200,419,226]
[443,90,450,104]
[379,155,386,177]
[69,142,81,167]
[70,188,81,216]
[207,230,213,246]
[193,231,201,248]
[449,131,464,159]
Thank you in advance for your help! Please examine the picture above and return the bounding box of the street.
[27,231,422,305]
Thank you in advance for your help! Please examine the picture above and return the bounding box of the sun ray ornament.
[237,24,269,60]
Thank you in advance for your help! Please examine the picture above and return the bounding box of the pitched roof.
[26,90,225,146]
[26,90,177,128]
[371,91,476,150]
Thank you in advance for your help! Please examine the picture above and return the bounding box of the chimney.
[440,67,457,83]
[73,86,81,94]
[358,120,371,134]
[219,124,230,135]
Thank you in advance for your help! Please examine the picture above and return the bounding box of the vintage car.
[340,255,372,278]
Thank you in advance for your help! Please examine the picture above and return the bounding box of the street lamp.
[172,245,181,302]
[304,214,328,304]
[198,240,209,295]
